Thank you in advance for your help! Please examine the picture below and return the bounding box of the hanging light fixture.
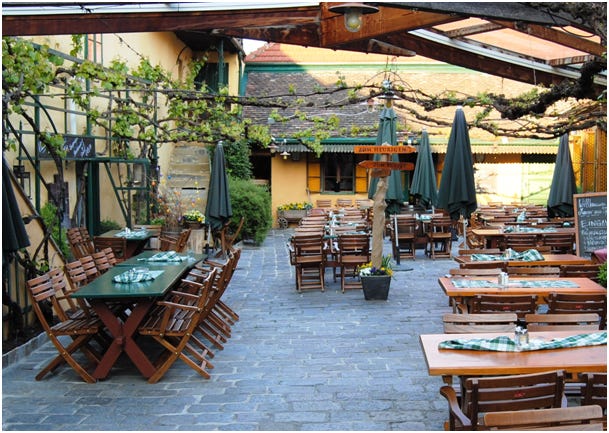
[280,150,291,160]
[328,3,379,33]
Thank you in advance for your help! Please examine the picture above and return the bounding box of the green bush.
[229,177,272,245]
[598,262,607,288]
[99,219,122,233]
[39,201,70,259]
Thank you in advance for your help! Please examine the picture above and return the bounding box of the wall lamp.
[268,143,279,157]
[328,3,379,33]
[280,150,291,160]
[13,164,31,198]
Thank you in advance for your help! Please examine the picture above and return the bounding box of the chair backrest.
[67,227,95,259]
[580,373,607,411]
[93,236,128,261]
[506,266,560,277]
[175,228,192,253]
[78,255,100,283]
[64,259,88,290]
[502,233,539,250]
[483,405,603,430]
[442,313,517,333]
[560,264,602,282]
[525,313,601,332]
[546,293,607,329]
[337,233,370,258]
[291,234,325,259]
[91,250,112,274]
[336,198,353,208]
[469,294,538,318]
[463,370,566,430]
[449,268,503,277]
[541,232,576,254]
[391,215,417,238]
[428,216,453,234]
[316,199,332,208]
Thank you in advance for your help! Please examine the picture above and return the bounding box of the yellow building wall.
[6,32,241,228]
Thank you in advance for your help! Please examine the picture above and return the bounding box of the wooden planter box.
[277,209,308,228]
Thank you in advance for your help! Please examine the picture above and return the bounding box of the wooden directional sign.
[370,168,391,178]
[359,160,414,171]
[354,145,416,154]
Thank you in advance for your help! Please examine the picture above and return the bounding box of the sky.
[242,39,266,54]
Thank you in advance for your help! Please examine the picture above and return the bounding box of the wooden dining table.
[472,227,575,248]
[71,252,205,380]
[420,330,607,384]
[454,253,591,267]
[438,276,607,312]
[97,229,154,259]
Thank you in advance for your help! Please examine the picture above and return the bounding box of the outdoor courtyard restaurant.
[2,2,607,431]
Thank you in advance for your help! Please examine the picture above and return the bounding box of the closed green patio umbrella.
[547,133,576,218]
[367,105,404,215]
[437,106,477,221]
[410,129,438,209]
[205,141,232,231]
[3,156,30,257]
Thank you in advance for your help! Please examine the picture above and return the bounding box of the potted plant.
[183,209,205,229]
[358,254,393,300]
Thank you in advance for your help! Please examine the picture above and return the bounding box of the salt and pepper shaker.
[515,318,529,348]
[498,272,509,289]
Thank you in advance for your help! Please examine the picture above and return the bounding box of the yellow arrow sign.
[354,145,416,154]
[359,160,414,171]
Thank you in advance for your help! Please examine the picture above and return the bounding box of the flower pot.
[184,221,203,229]
[360,275,391,300]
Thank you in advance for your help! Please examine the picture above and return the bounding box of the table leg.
[91,300,156,379]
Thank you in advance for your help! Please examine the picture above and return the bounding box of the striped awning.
[283,140,559,155]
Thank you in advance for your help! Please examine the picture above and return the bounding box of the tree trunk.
[371,175,388,268]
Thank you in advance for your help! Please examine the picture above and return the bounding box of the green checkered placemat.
[115,229,148,239]
[471,248,544,262]
[451,279,579,289]
[503,226,557,233]
[113,269,164,283]
[439,331,606,352]
[139,251,186,262]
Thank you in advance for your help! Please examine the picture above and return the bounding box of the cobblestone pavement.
[3,229,460,431]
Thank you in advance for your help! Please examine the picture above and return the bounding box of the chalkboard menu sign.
[574,192,607,257]
[38,135,95,159]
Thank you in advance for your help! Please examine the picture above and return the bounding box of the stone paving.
[2,229,460,431]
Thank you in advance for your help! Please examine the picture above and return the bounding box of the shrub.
[229,177,272,245]
[598,262,607,288]
[39,201,70,259]
[99,219,121,233]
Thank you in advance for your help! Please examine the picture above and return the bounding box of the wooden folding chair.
[541,232,576,254]
[26,272,103,383]
[440,370,566,430]
[336,233,370,293]
[290,233,327,292]
[389,215,417,263]
[560,264,602,282]
[426,216,453,259]
[138,268,217,383]
[93,236,128,262]
[546,293,607,329]
[501,233,539,251]
[580,372,607,427]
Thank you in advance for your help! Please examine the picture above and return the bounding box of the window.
[194,63,229,93]
[86,34,103,63]
[307,153,368,193]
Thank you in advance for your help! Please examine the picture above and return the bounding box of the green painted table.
[72,253,205,380]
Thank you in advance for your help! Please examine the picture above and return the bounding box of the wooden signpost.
[355,144,416,177]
